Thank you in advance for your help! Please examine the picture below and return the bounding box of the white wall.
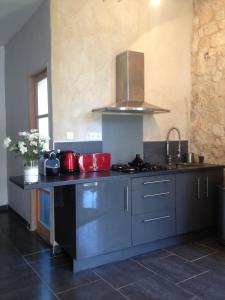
[0,47,8,206]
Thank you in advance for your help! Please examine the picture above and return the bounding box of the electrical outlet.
[89,132,101,140]
[66,131,74,140]
[96,132,101,140]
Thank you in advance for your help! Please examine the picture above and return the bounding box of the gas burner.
[111,156,168,174]
[111,164,137,174]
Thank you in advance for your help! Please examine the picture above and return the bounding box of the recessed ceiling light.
[150,0,161,6]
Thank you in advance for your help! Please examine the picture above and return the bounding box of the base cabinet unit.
[76,178,131,259]
[53,167,223,272]
[131,175,176,245]
[176,169,223,235]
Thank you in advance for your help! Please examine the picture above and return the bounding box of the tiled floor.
[1,211,225,300]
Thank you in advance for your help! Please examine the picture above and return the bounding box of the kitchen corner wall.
[5,0,51,222]
[0,47,8,206]
[191,0,225,164]
[51,0,193,143]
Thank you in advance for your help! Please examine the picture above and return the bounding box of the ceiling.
[0,0,44,46]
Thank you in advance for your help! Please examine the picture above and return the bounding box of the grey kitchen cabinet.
[132,175,176,246]
[76,178,131,259]
[176,169,223,235]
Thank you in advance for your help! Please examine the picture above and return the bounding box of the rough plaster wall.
[51,0,193,142]
[191,0,225,164]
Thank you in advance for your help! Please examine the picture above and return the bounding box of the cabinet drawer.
[132,212,175,246]
[132,175,175,194]
[132,190,174,215]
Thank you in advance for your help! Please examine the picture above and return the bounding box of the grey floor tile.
[30,253,72,271]
[132,249,171,264]
[167,242,215,261]
[94,259,152,289]
[137,254,206,284]
[195,251,225,272]
[0,264,56,299]
[0,251,26,274]
[11,233,49,255]
[198,237,225,252]
[0,284,57,300]
[25,249,71,265]
[58,280,126,300]
[120,273,193,300]
[33,262,99,293]
[179,270,225,300]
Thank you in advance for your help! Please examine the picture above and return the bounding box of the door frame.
[29,67,51,243]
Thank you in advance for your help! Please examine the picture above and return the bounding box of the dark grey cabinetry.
[176,169,223,235]
[131,175,176,246]
[76,178,131,259]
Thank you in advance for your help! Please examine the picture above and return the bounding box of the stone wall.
[191,0,225,164]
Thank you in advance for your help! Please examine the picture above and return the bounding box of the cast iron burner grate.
[111,154,168,174]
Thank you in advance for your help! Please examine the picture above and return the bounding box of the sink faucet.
[166,127,181,164]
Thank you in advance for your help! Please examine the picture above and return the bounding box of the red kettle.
[58,151,79,173]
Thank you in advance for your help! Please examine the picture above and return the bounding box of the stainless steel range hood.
[92,51,170,114]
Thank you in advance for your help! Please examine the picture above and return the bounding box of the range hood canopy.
[92,51,170,114]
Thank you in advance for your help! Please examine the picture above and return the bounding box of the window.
[29,68,51,243]
[35,70,49,150]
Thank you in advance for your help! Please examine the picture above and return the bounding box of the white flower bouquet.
[4,129,49,162]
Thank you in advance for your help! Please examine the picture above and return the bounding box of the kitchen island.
[10,164,224,272]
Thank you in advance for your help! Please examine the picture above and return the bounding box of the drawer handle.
[124,186,129,212]
[143,192,170,198]
[83,182,98,187]
[143,215,170,223]
[197,177,200,200]
[143,180,170,185]
[206,176,209,198]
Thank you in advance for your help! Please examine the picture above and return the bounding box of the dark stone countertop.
[10,163,224,190]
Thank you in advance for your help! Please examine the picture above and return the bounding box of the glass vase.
[24,160,39,184]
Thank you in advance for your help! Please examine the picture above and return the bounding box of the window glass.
[38,117,49,150]
[37,78,48,116]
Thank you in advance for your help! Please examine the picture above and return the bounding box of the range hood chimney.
[92,51,170,114]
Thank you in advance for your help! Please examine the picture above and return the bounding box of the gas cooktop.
[111,154,168,174]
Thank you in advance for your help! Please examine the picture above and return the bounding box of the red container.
[59,151,79,173]
[78,153,111,172]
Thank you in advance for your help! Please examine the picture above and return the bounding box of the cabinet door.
[176,169,223,235]
[201,169,224,228]
[176,172,202,234]
[76,179,131,259]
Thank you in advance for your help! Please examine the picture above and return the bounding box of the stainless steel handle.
[197,177,200,200]
[143,192,170,198]
[143,180,170,185]
[124,186,129,212]
[206,176,209,198]
[143,215,170,223]
[83,182,98,187]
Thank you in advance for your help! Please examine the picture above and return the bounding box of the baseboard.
[0,205,8,212]
[8,206,30,229]
[72,228,216,272]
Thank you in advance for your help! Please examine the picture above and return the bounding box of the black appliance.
[111,154,168,174]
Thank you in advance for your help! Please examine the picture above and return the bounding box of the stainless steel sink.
[176,162,200,168]
[164,162,203,170]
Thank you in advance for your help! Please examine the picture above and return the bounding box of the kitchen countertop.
[10,163,224,190]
